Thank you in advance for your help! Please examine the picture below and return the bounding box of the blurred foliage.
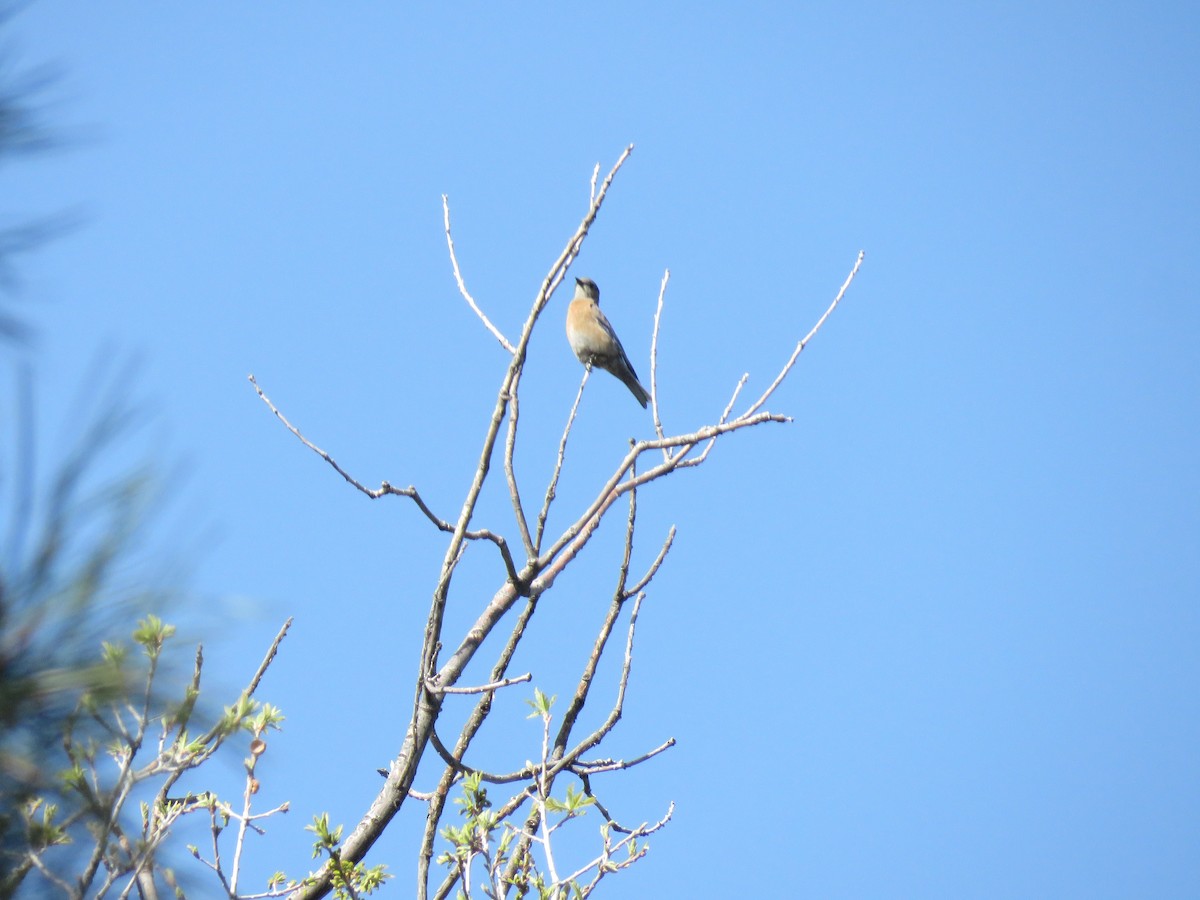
[0,17,174,888]
[0,366,174,884]
[0,20,295,898]
[0,15,79,342]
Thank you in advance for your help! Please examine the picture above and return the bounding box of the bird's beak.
[575,277,583,286]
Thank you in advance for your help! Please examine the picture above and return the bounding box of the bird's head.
[574,277,600,302]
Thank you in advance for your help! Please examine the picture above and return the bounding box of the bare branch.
[456,528,522,591]
[559,592,645,768]
[650,269,669,446]
[534,367,589,552]
[741,249,864,419]
[675,374,748,469]
[425,672,531,696]
[625,526,675,598]
[503,372,536,560]
[526,144,635,326]
[552,538,638,763]
[419,596,540,899]
[571,738,677,777]
[244,617,292,700]
[249,374,395,497]
[720,374,749,425]
[532,411,790,602]
[248,374,430,502]
[26,853,75,895]
[614,456,638,597]
[248,375,523,585]
[442,194,515,354]
[425,728,525,785]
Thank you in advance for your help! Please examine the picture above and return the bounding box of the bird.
[566,277,651,408]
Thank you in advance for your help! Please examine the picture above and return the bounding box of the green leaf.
[525,687,556,717]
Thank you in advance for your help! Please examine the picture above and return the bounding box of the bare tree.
[247,145,864,899]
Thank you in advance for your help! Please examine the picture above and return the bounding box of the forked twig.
[247,375,522,586]
[676,375,748,469]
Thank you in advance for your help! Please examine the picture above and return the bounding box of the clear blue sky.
[6,2,1199,897]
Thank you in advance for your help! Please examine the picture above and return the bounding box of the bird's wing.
[598,311,642,378]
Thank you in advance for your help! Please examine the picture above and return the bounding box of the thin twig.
[535,706,559,886]
[426,729,510,783]
[565,592,644,764]
[426,672,532,695]
[243,618,292,699]
[625,526,675,598]
[528,411,790,605]
[571,738,678,777]
[503,371,536,559]
[741,249,864,419]
[442,194,515,354]
[248,375,396,497]
[248,376,523,585]
[25,853,74,895]
[248,375,430,502]
[719,374,749,425]
[677,374,749,468]
[568,802,674,892]
[534,368,589,552]
[650,269,669,447]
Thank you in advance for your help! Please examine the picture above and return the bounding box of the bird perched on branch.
[565,277,651,408]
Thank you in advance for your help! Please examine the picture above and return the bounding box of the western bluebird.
[566,277,651,408]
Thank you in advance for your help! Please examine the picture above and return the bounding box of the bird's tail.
[622,372,651,408]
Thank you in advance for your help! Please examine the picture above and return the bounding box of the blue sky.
[5,2,1199,897]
